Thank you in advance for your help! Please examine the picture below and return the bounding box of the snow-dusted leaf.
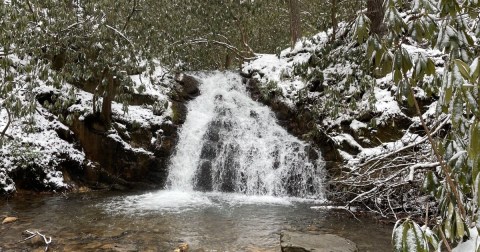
[454,59,470,80]
[470,57,480,81]
[353,14,370,44]
[455,208,465,239]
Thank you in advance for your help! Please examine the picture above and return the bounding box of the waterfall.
[167,72,324,198]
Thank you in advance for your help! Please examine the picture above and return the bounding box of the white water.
[167,72,325,198]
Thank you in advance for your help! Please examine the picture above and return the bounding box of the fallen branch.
[360,115,450,168]
[21,230,52,252]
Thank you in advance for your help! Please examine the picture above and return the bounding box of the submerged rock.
[280,231,358,252]
[174,243,189,252]
[2,216,18,224]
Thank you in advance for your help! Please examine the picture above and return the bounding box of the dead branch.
[21,230,52,252]
[0,106,12,141]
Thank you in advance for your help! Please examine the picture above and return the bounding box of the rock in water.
[2,216,18,224]
[280,231,358,252]
[174,243,189,252]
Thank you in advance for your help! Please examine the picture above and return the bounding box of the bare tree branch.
[122,0,141,32]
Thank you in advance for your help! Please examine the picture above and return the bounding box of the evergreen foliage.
[357,0,480,250]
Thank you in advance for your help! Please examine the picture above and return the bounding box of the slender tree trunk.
[100,70,114,128]
[0,107,11,141]
[331,0,338,41]
[288,0,301,48]
[366,0,385,35]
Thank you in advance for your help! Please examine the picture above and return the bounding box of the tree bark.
[367,0,385,35]
[331,0,338,41]
[0,106,11,141]
[288,0,302,48]
[100,70,115,128]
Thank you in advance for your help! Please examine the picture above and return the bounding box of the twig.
[105,24,134,47]
[122,0,140,32]
[388,193,398,220]
[438,227,452,252]
[348,186,378,205]
[25,0,38,23]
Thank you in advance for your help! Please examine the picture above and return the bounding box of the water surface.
[1,190,392,251]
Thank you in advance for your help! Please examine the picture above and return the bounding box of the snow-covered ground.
[242,23,445,161]
[0,62,173,194]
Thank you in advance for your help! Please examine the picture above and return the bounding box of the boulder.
[174,73,200,100]
[280,231,358,252]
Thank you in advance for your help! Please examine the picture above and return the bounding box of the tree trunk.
[100,71,114,128]
[0,107,11,142]
[367,0,385,35]
[289,0,301,49]
[331,0,337,41]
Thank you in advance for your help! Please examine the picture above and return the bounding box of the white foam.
[103,190,215,214]
[101,190,311,214]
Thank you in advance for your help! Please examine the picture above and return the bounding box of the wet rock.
[69,115,167,188]
[174,243,189,252]
[174,73,200,100]
[99,243,138,252]
[2,216,18,224]
[195,161,213,191]
[27,235,44,248]
[171,101,188,124]
[280,231,358,252]
[244,78,339,163]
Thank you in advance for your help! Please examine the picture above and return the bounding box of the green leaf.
[454,59,470,80]
[444,84,453,105]
[426,58,436,75]
[394,70,402,84]
[401,49,413,74]
[470,57,480,81]
[367,39,375,60]
[475,173,480,207]
[455,208,465,239]
[470,120,480,179]
[445,201,454,240]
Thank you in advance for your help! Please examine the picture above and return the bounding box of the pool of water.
[0,190,393,251]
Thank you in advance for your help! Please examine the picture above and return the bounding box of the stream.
[1,72,392,251]
[0,191,392,251]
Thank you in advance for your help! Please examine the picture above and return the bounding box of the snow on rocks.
[371,87,405,125]
[0,63,173,194]
[350,120,367,132]
[242,31,330,107]
[243,54,307,106]
[0,98,85,193]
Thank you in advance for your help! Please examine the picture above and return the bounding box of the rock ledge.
[280,231,358,252]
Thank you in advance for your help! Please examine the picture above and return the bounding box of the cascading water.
[95,74,390,252]
[167,72,325,198]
